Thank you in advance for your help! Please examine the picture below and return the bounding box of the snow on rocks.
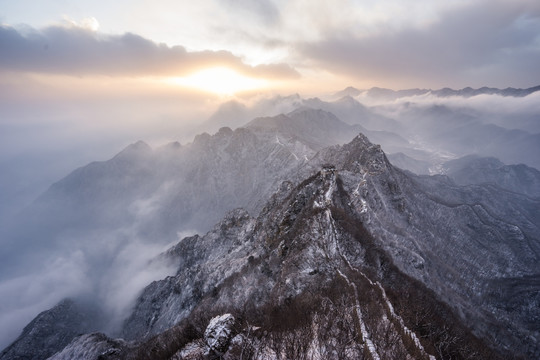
[313,165,337,209]
[47,333,128,360]
[204,313,236,356]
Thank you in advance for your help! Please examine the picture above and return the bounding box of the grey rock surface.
[204,314,235,356]
[0,299,103,360]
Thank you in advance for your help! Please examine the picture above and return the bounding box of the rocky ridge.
[1,111,539,359]
[26,134,537,359]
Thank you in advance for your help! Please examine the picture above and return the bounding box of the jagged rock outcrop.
[315,136,540,356]
[203,314,235,356]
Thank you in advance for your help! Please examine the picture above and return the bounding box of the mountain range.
[1,92,540,359]
[334,85,540,101]
[204,88,540,171]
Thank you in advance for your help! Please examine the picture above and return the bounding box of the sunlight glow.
[168,67,268,95]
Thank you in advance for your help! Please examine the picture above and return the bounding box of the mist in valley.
[1,86,539,350]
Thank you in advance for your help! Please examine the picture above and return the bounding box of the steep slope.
[0,115,314,272]
[0,299,103,360]
[48,333,131,360]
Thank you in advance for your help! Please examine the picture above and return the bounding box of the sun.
[168,67,268,95]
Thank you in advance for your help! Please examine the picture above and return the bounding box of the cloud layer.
[300,1,540,87]
[0,24,299,78]
[296,0,540,87]
[1,0,539,88]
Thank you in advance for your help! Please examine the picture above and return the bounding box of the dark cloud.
[298,1,540,87]
[0,24,299,78]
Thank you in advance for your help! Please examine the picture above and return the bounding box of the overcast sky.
[1,0,539,89]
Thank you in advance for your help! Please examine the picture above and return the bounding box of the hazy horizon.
[2,0,539,217]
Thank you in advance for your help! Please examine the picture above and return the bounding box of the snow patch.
[336,269,381,360]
